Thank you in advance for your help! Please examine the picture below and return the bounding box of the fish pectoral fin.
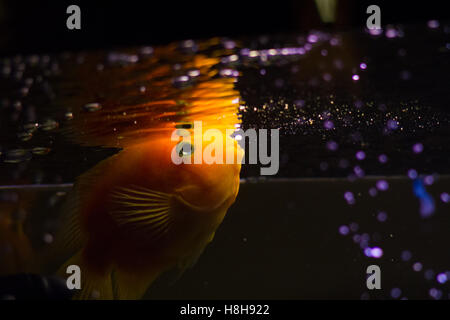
[109,185,174,239]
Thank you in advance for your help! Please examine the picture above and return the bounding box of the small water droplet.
[43,233,54,244]
[83,103,102,112]
[140,46,154,56]
[172,75,192,88]
[107,52,138,65]
[179,40,198,53]
[187,69,201,77]
[3,149,32,163]
[65,112,74,120]
[175,122,193,129]
[17,132,33,141]
[40,119,59,131]
[219,69,239,78]
[32,147,51,155]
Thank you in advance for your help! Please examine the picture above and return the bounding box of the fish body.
[12,47,246,299]
[52,132,242,299]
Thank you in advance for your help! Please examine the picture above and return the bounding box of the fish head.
[169,130,243,211]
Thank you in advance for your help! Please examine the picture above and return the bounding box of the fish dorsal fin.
[110,186,174,239]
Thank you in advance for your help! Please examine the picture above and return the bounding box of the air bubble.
[32,147,51,155]
[83,103,102,112]
[40,119,59,131]
[3,149,32,163]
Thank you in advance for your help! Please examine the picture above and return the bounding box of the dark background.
[0,0,449,55]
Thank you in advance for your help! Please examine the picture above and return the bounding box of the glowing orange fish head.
[166,131,243,211]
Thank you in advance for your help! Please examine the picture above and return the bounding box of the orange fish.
[44,45,244,299]
[0,190,34,275]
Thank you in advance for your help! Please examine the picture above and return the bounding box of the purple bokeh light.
[424,175,435,186]
[441,192,450,203]
[391,288,402,299]
[385,28,398,38]
[356,150,366,160]
[378,154,388,164]
[429,288,442,300]
[408,169,418,179]
[437,273,448,284]
[339,225,350,236]
[307,34,318,43]
[413,262,423,272]
[324,120,334,130]
[387,119,398,130]
[344,191,355,205]
[326,140,339,151]
[401,250,412,261]
[427,20,440,29]
[367,247,383,258]
[354,166,365,178]
[376,180,389,191]
[377,211,388,222]
[412,143,424,154]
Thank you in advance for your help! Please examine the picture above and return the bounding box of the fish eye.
[175,122,193,129]
[176,142,194,157]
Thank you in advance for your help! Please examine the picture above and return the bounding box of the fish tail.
[56,250,115,300]
[0,221,35,275]
[55,250,162,300]
[36,185,84,274]
[39,156,115,274]
[49,174,114,300]
[0,190,39,275]
[111,266,162,300]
